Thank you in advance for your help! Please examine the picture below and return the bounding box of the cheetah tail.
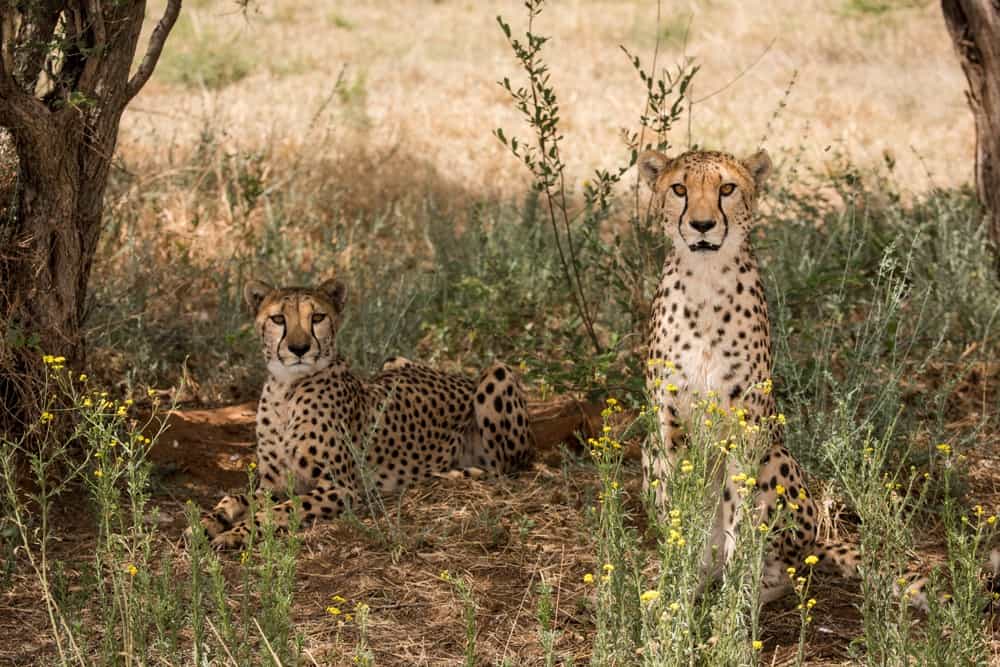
[809,540,938,612]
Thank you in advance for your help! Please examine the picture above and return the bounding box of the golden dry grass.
[124,0,973,202]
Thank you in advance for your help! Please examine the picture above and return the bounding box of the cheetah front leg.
[643,400,685,509]
[194,450,289,539]
[210,480,358,550]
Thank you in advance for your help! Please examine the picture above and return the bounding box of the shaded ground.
[3,375,999,665]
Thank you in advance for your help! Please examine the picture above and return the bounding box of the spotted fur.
[639,148,878,604]
[197,279,534,549]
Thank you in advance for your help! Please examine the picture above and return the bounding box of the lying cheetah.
[197,279,534,549]
[639,147,873,604]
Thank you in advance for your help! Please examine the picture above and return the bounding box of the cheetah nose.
[690,219,716,233]
[287,342,310,358]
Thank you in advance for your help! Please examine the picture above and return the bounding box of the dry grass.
[125,0,972,202]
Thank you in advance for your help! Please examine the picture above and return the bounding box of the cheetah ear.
[319,279,347,313]
[741,149,772,189]
[244,280,273,314]
[637,150,671,189]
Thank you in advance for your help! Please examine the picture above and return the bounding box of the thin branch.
[691,38,775,105]
[125,0,181,102]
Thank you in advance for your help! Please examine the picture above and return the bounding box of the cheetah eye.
[720,183,736,196]
[671,184,687,197]
[311,313,327,324]
[269,314,285,326]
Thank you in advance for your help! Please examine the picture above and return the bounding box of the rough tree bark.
[942,0,1000,278]
[0,0,181,431]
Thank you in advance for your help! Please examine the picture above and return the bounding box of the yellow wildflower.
[94,469,103,478]
[679,460,694,474]
[640,590,660,604]
[583,573,594,584]
[326,606,342,616]
[775,484,785,496]
[936,443,952,456]
[804,555,819,566]
[752,640,763,650]
[127,564,138,577]
[39,411,53,423]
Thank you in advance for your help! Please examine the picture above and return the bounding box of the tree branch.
[125,0,181,102]
[78,0,107,94]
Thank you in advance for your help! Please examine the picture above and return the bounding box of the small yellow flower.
[936,443,952,456]
[668,601,680,612]
[665,383,679,393]
[640,590,660,604]
[804,555,819,567]
[326,606,341,616]
[583,573,594,584]
[94,469,103,478]
[988,515,997,526]
[650,479,659,488]
[745,477,757,488]
[798,488,807,500]
[731,472,748,483]
[240,551,250,565]
[758,523,769,533]
[775,484,785,496]
[439,570,451,581]
[603,563,615,573]
[82,398,93,408]
[331,594,347,603]
[116,406,127,416]
[600,575,611,583]
[786,566,796,576]
[974,505,984,517]
[147,388,157,397]
[39,411,53,423]
[752,640,763,650]
[679,460,694,474]
[807,598,817,609]
[127,564,138,577]
[248,461,257,471]
[78,373,88,382]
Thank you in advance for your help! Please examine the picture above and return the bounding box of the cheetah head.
[244,279,347,384]
[637,149,771,257]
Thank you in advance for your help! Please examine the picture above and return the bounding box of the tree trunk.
[0,0,181,433]
[942,0,1000,279]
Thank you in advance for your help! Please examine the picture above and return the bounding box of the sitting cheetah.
[638,147,877,604]
[197,278,534,549]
